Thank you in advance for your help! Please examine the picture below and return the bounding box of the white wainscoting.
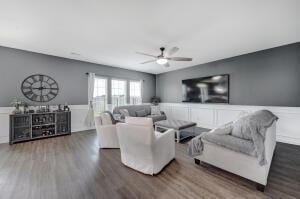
[159,103,300,146]
[0,105,94,144]
[69,105,95,132]
[0,107,14,144]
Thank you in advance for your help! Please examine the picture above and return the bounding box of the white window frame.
[93,76,108,114]
[129,80,142,105]
[111,78,127,107]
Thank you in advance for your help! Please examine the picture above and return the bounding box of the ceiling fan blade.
[168,47,179,56]
[169,57,193,61]
[136,52,157,58]
[163,62,170,67]
[140,59,157,64]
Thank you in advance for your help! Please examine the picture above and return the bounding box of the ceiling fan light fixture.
[156,58,168,65]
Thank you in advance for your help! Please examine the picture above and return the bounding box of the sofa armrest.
[264,122,277,164]
[94,116,102,126]
[153,129,175,167]
[155,129,174,142]
[154,129,175,153]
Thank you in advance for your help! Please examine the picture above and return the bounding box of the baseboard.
[72,127,95,133]
[276,135,300,146]
[0,136,9,144]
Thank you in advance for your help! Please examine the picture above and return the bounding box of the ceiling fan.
[137,47,192,67]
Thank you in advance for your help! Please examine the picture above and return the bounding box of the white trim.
[111,79,127,104]
[0,136,9,144]
[159,103,300,145]
[129,80,142,105]
[276,135,300,146]
[94,76,108,98]
[0,107,14,144]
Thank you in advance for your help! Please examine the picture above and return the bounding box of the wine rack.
[9,111,71,144]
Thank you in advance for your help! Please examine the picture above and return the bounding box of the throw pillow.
[135,109,148,117]
[151,106,161,115]
[119,109,130,119]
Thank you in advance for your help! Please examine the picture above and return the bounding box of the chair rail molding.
[159,103,300,146]
[0,105,94,144]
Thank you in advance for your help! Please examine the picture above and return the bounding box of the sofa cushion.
[113,105,151,116]
[210,122,233,135]
[151,106,161,115]
[146,115,166,123]
[202,133,256,157]
[135,109,148,117]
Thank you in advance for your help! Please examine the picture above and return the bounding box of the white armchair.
[95,112,119,148]
[116,117,175,175]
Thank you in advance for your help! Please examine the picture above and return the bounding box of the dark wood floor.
[0,131,299,199]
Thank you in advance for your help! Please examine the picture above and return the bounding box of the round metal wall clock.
[21,74,59,102]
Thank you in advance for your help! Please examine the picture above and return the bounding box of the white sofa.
[95,112,119,148]
[116,117,175,175]
[194,122,277,191]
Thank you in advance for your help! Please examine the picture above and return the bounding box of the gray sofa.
[113,105,166,123]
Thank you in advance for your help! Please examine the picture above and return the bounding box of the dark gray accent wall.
[0,46,156,107]
[156,43,300,107]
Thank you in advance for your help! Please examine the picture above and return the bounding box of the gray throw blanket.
[187,134,205,157]
[188,110,278,166]
[187,122,233,157]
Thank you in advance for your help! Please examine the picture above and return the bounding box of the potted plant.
[150,96,161,105]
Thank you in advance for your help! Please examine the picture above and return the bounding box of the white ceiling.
[0,0,300,74]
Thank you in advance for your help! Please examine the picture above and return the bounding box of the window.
[130,81,142,104]
[93,77,107,114]
[111,79,127,107]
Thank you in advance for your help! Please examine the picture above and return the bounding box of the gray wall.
[0,46,156,107]
[156,43,300,107]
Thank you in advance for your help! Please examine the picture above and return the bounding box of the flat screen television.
[182,74,229,103]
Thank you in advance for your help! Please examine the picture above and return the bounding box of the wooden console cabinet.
[9,111,71,144]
